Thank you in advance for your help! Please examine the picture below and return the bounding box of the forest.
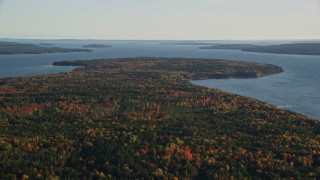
[0,57,319,179]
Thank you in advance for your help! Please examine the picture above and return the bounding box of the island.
[161,41,218,46]
[83,44,112,48]
[0,58,319,179]
[0,41,91,54]
[200,43,320,55]
[38,43,54,46]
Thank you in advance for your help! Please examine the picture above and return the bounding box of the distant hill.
[200,43,320,55]
[0,41,91,54]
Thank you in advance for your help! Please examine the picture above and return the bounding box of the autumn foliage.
[0,58,319,179]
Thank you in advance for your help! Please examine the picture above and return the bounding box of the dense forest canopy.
[0,58,319,179]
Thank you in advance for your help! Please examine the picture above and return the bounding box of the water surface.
[0,39,319,119]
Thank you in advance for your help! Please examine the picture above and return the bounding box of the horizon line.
[1,37,320,41]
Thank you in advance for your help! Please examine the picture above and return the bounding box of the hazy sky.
[0,0,319,40]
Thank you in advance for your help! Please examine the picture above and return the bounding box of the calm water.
[0,39,319,119]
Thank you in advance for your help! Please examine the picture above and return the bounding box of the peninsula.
[0,58,319,179]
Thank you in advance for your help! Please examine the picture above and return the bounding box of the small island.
[83,44,112,48]
[1,58,319,179]
[0,41,91,54]
[200,43,320,55]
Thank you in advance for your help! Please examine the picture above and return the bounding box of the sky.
[0,0,319,40]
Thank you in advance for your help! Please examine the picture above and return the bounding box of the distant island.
[0,41,91,54]
[161,41,218,46]
[83,44,112,48]
[38,43,54,46]
[200,43,320,55]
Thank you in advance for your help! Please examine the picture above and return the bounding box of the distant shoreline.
[200,43,320,56]
[0,41,91,55]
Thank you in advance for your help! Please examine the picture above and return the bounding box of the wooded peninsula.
[0,58,319,179]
